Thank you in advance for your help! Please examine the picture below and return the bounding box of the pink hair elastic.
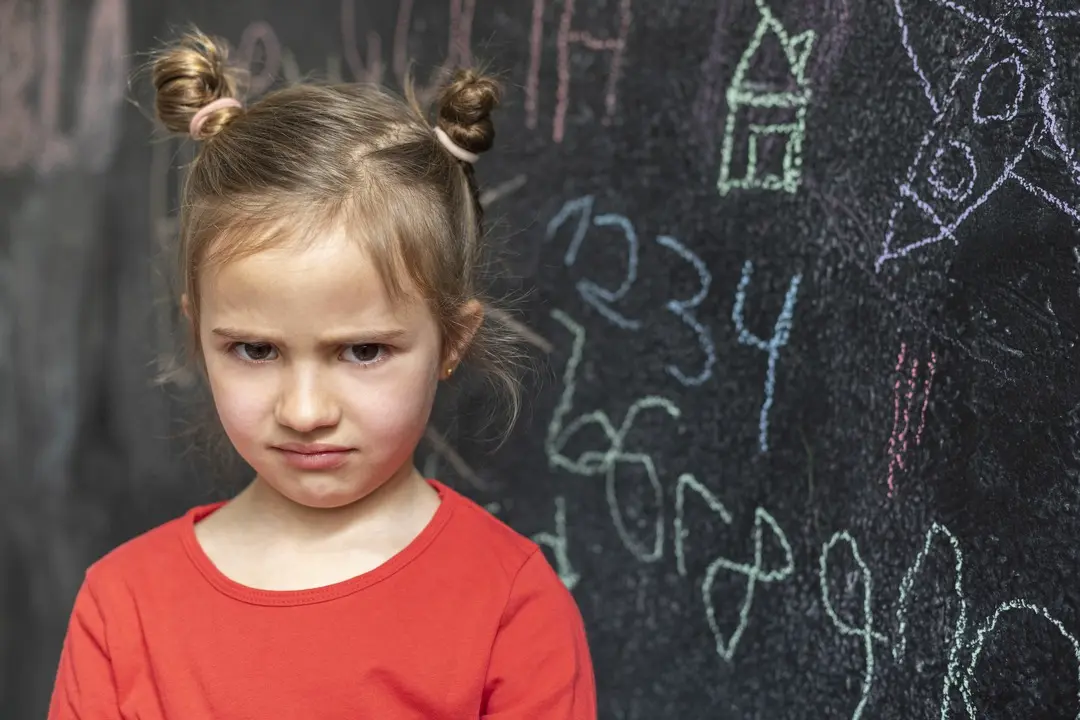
[189,97,243,138]
[434,126,479,163]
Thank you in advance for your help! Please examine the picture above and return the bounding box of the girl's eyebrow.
[210,327,408,345]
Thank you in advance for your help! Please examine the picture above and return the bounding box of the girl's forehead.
[200,229,423,321]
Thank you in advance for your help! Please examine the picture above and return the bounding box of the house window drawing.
[718,0,816,196]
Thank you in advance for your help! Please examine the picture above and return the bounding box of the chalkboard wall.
[4,0,1080,717]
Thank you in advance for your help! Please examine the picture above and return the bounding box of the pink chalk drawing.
[525,0,632,143]
[0,0,128,175]
[885,342,937,497]
[878,0,1080,271]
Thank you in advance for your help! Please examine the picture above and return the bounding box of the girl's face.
[195,227,449,509]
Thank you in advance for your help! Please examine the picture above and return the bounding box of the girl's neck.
[228,463,438,553]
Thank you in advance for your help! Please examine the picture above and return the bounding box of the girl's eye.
[232,343,277,362]
[344,344,386,365]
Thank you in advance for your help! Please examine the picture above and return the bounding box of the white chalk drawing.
[677,473,793,662]
[893,522,968,719]
[532,496,581,591]
[819,531,886,720]
[961,599,1080,717]
[546,309,679,562]
[820,522,1080,718]
[717,0,816,195]
[879,0,1080,270]
[731,260,803,453]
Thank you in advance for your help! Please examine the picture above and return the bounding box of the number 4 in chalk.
[731,260,803,454]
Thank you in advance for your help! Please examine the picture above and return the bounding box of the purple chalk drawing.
[879,0,1080,271]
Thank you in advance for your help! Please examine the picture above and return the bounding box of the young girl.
[47,29,596,719]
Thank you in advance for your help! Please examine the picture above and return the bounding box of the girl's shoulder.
[80,501,222,593]
[430,480,550,582]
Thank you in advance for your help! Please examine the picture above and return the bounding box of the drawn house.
[718,0,815,195]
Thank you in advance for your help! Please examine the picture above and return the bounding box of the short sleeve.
[47,571,120,719]
[482,550,597,719]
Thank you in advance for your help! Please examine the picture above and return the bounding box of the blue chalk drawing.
[655,235,716,386]
[731,259,802,453]
[546,196,641,330]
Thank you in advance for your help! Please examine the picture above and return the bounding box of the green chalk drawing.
[717,0,816,195]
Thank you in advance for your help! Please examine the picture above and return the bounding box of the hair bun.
[152,29,241,140]
[436,69,501,156]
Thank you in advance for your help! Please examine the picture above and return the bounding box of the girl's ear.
[181,294,192,320]
[442,299,484,377]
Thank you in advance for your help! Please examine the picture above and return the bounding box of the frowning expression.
[197,226,444,509]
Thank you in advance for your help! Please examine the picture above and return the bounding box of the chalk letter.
[526,0,632,142]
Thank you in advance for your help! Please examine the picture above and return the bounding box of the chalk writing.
[884,342,936,497]
[961,599,1080,717]
[525,0,633,143]
[393,0,474,103]
[893,522,967,719]
[341,0,385,84]
[819,531,886,719]
[655,236,716,386]
[546,196,642,330]
[0,0,128,174]
[544,198,720,381]
[818,522,1080,717]
[237,21,283,95]
[731,260,802,453]
[532,495,581,590]
[879,0,1080,270]
[546,309,678,562]
[676,473,794,663]
[717,0,815,195]
[674,473,732,578]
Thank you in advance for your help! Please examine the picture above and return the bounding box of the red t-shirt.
[48,480,596,719]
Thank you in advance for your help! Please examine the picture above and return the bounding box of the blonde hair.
[151,29,524,439]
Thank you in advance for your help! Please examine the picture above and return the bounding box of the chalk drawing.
[546,309,679,563]
[393,0,475,104]
[816,520,1080,718]
[961,599,1080,717]
[525,0,633,142]
[879,0,1080,270]
[717,0,816,195]
[731,260,802,453]
[532,495,581,590]
[819,531,885,719]
[341,0,385,84]
[884,342,936,497]
[655,236,716,386]
[0,0,128,174]
[237,21,282,95]
[702,506,794,662]
[0,0,38,171]
[674,473,733,578]
[546,196,642,330]
[893,523,967,720]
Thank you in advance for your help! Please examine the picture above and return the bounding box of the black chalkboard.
[5,0,1080,717]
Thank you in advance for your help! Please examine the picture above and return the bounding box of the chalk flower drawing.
[717,0,816,195]
[879,0,1080,270]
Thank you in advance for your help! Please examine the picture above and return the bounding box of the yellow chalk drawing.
[717,0,816,195]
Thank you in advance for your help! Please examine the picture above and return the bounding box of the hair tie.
[434,127,479,164]
[189,97,243,138]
